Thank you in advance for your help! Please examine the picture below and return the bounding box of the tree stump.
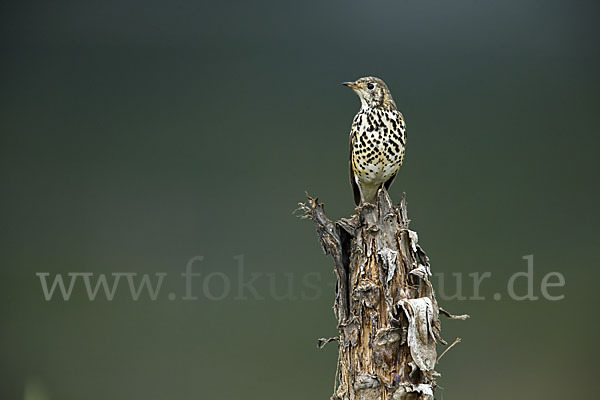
[299,189,466,400]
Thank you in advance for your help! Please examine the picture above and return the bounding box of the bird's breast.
[351,109,405,185]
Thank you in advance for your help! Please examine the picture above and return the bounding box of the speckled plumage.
[344,77,406,205]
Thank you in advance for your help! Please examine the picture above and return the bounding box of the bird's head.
[342,76,397,111]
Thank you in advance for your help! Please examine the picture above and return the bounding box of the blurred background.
[1,0,599,399]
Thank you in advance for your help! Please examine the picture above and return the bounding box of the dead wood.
[298,189,467,400]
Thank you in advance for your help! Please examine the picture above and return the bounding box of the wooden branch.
[299,189,466,400]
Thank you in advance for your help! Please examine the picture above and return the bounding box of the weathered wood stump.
[299,189,466,400]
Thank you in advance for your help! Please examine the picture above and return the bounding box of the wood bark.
[299,189,466,400]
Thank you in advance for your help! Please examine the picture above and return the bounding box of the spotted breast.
[350,108,406,204]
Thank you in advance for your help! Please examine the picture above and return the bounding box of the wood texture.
[299,189,466,400]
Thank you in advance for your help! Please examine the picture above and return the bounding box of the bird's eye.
[367,83,374,90]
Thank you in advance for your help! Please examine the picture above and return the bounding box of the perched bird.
[343,77,406,205]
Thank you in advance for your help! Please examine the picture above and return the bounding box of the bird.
[343,77,406,205]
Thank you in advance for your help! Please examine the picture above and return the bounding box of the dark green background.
[1,1,598,399]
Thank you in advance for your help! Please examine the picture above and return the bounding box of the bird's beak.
[342,82,360,90]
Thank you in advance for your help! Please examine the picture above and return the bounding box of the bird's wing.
[397,111,407,147]
[383,111,406,191]
[349,130,361,206]
[384,173,397,191]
